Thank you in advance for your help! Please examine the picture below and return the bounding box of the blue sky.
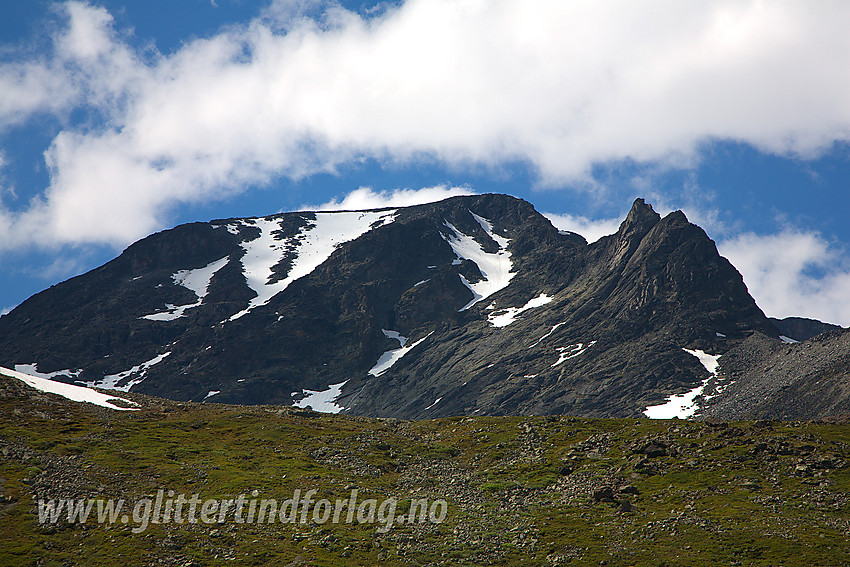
[1,0,849,325]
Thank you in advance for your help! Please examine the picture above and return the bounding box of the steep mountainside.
[769,316,844,342]
[0,194,786,418]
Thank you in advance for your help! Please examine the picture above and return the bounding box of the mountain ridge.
[0,193,843,420]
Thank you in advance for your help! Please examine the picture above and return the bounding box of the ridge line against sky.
[1,0,849,325]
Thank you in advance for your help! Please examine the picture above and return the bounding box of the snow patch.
[780,335,798,344]
[424,397,442,410]
[381,329,407,346]
[530,322,566,347]
[229,210,396,321]
[142,304,192,321]
[551,341,596,367]
[175,257,229,300]
[643,383,705,420]
[141,257,228,320]
[292,380,348,413]
[14,364,81,381]
[488,293,553,327]
[368,332,433,376]
[1,366,138,410]
[83,352,172,392]
[441,212,513,311]
[643,348,722,420]
[204,390,220,400]
[683,348,720,376]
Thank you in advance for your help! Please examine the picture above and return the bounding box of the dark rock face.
[347,198,777,418]
[0,194,785,418]
[769,317,844,342]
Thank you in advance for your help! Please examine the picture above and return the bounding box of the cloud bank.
[544,213,622,244]
[720,231,850,327]
[1,0,850,250]
[311,185,475,211]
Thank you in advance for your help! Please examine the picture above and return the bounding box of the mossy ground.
[1,378,848,566]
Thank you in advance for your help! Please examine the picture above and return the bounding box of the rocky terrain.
[1,372,849,566]
[702,329,850,421]
[7,193,839,420]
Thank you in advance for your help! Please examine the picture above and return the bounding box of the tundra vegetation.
[1,376,848,566]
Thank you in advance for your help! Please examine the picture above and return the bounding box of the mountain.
[769,316,844,342]
[0,193,820,419]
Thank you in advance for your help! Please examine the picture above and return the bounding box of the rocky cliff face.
[345,197,777,418]
[0,194,800,418]
[769,317,843,342]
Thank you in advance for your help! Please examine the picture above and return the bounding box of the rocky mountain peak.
[617,198,662,240]
[0,193,810,420]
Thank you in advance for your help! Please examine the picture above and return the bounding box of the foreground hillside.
[1,374,848,567]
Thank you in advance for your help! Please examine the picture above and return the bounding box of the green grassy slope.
[1,375,848,566]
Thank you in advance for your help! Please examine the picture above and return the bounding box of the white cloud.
[719,230,850,327]
[0,2,144,129]
[310,184,475,211]
[27,253,94,283]
[0,151,14,202]
[1,0,850,251]
[543,212,622,243]
[0,60,75,127]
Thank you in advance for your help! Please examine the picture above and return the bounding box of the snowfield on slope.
[13,364,81,381]
[442,212,513,311]
[643,348,722,419]
[228,210,397,320]
[488,293,553,327]
[1,366,138,410]
[82,352,172,392]
[292,380,348,413]
[368,330,434,376]
[17,351,172,394]
[142,257,229,321]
